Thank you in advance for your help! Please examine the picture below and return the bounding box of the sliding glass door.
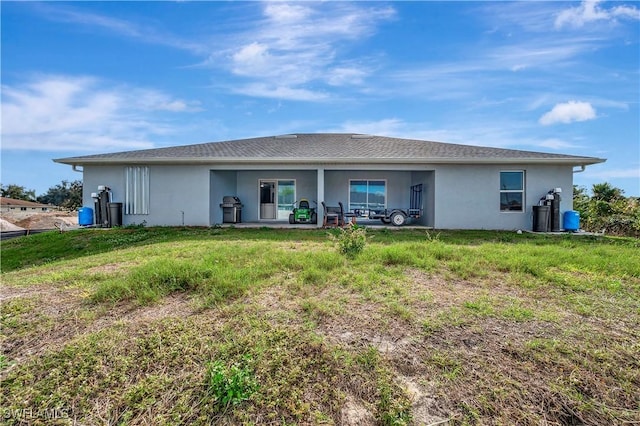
[277,180,295,220]
[259,179,295,220]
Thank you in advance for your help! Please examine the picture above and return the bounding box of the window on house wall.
[500,171,524,212]
[125,166,149,215]
[349,180,386,214]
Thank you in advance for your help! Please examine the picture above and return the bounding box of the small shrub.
[205,357,258,410]
[332,224,367,259]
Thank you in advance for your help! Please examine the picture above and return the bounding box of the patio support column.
[316,168,324,228]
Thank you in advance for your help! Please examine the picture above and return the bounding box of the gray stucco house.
[54,134,604,230]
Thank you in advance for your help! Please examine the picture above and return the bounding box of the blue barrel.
[563,210,580,232]
[78,207,94,226]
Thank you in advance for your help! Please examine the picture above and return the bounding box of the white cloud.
[326,67,368,86]
[539,101,597,125]
[555,0,640,29]
[231,83,329,102]
[232,42,271,75]
[489,40,597,71]
[389,33,604,103]
[220,2,395,100]
[263,3,311,23]
[1,75,199,151]
[537,138,582,150]
[35,4,207,54]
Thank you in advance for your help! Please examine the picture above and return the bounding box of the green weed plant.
[205,357,258,410]
[333,224,368,259]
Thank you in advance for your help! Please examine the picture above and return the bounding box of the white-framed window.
[349,179,386,215]
[125,166,149,215]
[500,171,524,212]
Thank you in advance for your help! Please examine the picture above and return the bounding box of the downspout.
[72,165,84,173]
[571,165,587,212]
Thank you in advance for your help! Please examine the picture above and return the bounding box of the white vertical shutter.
[125,166,149,215]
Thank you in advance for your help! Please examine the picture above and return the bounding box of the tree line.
[1,181,83,210]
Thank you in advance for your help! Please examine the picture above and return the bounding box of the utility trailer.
[369,184,423,226]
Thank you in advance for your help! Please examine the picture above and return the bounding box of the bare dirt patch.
[316,292,414,353]
[405,267,534,309]
[397,375,448,426]
[0,218,24,232]
[86,294,196,332]
[1,211,78,231]
[340,395,376,426]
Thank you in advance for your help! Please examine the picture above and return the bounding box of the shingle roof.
[54,133,605,166]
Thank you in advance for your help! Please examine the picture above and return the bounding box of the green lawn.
[1,227,639,425]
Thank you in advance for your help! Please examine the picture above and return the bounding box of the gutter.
[55,156,607,167]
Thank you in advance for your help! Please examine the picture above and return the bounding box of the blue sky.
[2,1,639,197]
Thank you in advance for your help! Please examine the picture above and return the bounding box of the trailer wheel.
[390,212,406,226]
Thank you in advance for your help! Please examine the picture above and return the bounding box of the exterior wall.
[235,170,317,222]
[324,170,411,208]
[433,164,573,230]
[149,165,210,226]
[83,165,210,226]
[82,162,574,230]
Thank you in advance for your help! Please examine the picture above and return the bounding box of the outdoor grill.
[220,196,243,223]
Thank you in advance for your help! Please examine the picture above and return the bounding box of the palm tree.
[591,182,624,203]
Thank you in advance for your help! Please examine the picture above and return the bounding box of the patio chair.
[322,202,340,227]
[339,202,357,226]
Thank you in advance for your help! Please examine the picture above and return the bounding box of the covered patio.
[209,167,435,228]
